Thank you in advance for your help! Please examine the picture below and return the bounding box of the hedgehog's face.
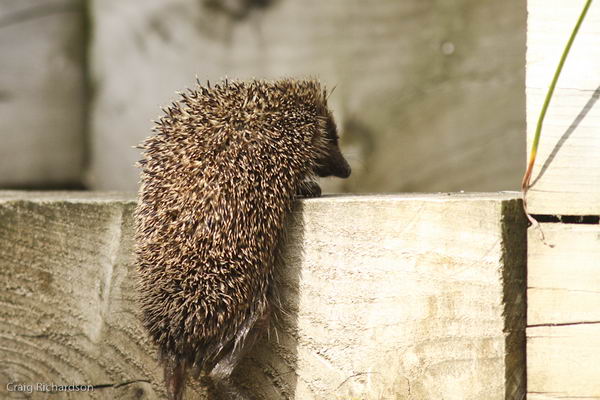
[314,114,351,179]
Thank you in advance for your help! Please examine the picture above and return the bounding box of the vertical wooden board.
[526,0,600,215]
[0,0,85,188]
[526,87,600,215]
[527,0,600,90]
[527,324,600,399]
[527,222,600,399]
[528,223,600,326]
[89,0,525,193]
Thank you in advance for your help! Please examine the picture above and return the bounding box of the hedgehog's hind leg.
[208,308,271,400]
[208,330,261,400]
[208,351,253,400]
[163,354,188,400]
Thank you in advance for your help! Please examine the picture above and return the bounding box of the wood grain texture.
[239,193,527,400]
[0,192,526,399]
[0,192,205,399]
[88,0,525,193]
[0,0,85,188]
[527,223,600,400]
[527,324,600,400]
[528,223,600,326]
[526,0,600,215]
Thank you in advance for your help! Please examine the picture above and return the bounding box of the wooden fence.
[526,1,600,399]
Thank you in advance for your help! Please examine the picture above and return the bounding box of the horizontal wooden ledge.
[0,190,526,400]
[527,324,600,399]
[528,222,600,326]
[0,190,522,203]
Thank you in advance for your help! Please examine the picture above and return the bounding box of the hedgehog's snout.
[337,161,352,178]
[315,144,351,179]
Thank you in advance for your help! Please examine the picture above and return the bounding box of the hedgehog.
[134,78,351,400]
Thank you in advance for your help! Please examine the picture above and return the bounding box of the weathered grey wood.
[88,0,525,193]
[0,192,526,399]
[0,0,85,188]
[527,223,600,399]
[0,192,200,399]
[526,0,600,215]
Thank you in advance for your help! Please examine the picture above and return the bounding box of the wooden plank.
[527,223,600,399]
[527,324,600,399]
[0,192,526,399]
[528,223,600,325]
[527,0,600,90]
[526,0,600,215]
[0,0,85,188]
[0,192,205,400]
[89,0,526,193]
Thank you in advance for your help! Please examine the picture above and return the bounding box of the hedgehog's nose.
[335,161,351,179]
[316,146,351,179]
[332,151,351,179]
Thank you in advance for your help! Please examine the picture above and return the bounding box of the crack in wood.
[531,214,600,224]
[528,321,600,328]
[66,379,151,391]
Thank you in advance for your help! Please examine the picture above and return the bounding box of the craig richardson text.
[6,383,94,393]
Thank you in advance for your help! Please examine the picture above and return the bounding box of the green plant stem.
[522,0,593,192]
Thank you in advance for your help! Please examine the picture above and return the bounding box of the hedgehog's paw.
[297,180,322,198]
